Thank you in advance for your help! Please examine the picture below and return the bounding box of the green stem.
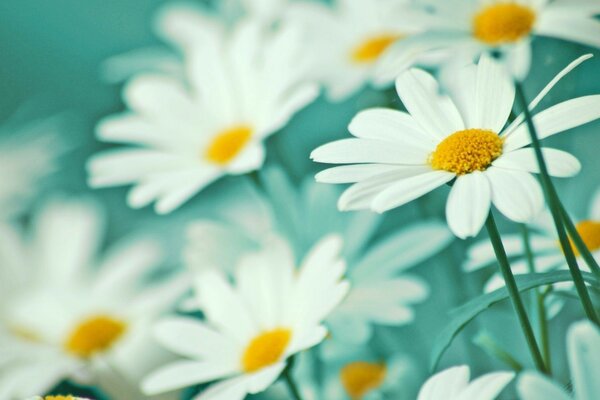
[282,361,303,400]
[520,224,552,373]
[559,203,600,279]
[474,332,524,372]
[485,213,547,372]
[514,82,599,325]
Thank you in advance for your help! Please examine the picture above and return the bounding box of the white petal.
[193,376,248,400]
[123,74,195,120]
[568,320,600,400]
[456,371,514,400]
[371,170,455,213]
[474,54,515,132]
[504,95,600,152]
[446,172,491,239]
[589,188,600,220]
[395,69,465,140]
[141,361,236,395]
[505,39,532,82]
[417,366,470,400]
[493,148,581,177]
[486,167,544,223]
[536,13,600,48]
[246,363,286,394]
[517,372,571,400]
[310,138,427,165]
[225,143,266,174]
[315,164,406,184]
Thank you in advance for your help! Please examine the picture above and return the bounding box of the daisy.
[184,168,453,359]
[376,0,600,83]
[0,198,186,399]
[0,113,66,220]
[464,188,600,300]
[312,54,600,239]
[417,365,514,400]
[286,0,433,101]
[141,235,349,399]
[518,320,600,400]
[88,5,318,214]
[26,397,90,400]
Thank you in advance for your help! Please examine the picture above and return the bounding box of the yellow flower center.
[569,220,600,256]
[473,3,536,45]
[241,328,292,373]
[43,397,77,400]
[64,315,127,358]
[204,125,253,165]
[351,34,402,64]
[429,129,503,175]
[340,361,387,399]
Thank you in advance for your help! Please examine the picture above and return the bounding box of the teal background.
[1,0,599,398]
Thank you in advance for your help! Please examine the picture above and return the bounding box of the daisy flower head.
[0,198,186,399]
[88,5,318,214]
[376,0,600,83]
[286,0,433,101]
[26,397,91,400]
[312,54,600,239]
[142,234,349,399]
[518,320,600,400]
[417,365,514,400]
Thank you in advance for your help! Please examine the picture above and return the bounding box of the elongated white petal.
[474,54,515,132]
[310,138,427,165]
[193,376,249,400]
[457,372,514,400]
[486,167,544,223]
[493,148,581,177]
[517,372,571,400]
[315,164,405,184]
[446,172,491,239]
[417,366,470,400]
[568,321,600,400]
[536,14,600,48]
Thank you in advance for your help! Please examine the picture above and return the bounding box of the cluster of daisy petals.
[1,0,600,399]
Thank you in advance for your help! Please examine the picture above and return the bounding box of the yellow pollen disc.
[241,328,292,373]
[351,34,402,64]
[44,396,76,400]
[64,315,127,358]
[569,220,600,256]
[340,361,387,399]
[205,125,253,165]
[429,129,503,175]
[473,3,536,45]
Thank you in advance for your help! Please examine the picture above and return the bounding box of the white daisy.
[0,114,66,220]
[0,198,186,399]
[376,0,600,83]
[184,169,453,359]
[417,365,514,400]
[26,397,90,400]
[518,320,600,400]
[312,54,600,239]
[464,188,600,301]
[88,5,318,214]
[141,235,349,399]
[286,0,433,101]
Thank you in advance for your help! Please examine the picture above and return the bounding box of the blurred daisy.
[142,235,349,399]
[518,320,600,400]
[89,5,318,214]
[0,114,66,220]
[26,397,90,400]
[312,54,600,239]
[185,168,453,359]
[376,0,600,82]
[464,188,600,300]
[417,365,514,400]
[0,198,186,399]
[287,0,432,101]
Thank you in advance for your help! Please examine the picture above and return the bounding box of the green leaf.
[430,271,600,371]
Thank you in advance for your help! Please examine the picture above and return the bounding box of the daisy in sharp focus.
[141,234,349,399]
[417,365,514,400]
[285,0,434,101]
[312,54,600,239]
[88,5,318,214]
[0,198,186,400]
[518,320,600,400]
[376,0,600,83]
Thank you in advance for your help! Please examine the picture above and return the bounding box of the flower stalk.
[514,81,599,325]
[282,358,303,400]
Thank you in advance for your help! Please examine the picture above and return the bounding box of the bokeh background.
[1,0,599,398]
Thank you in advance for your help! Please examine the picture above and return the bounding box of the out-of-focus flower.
[312,54,600,239]
[286,0,433,101]
[376,0,600,82]
[0,198,186,399]
[88,5,318,214]
[26,396,90,400]
[518,320,600,400]
[141,235,349,399]
[184,168,453,359]
[0,114,66,220]
[417,365,514,400]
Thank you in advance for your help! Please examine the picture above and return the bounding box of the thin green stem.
[559,203,600,279]
[520,224,552,373]
[485,213,547,372]
[514,82,599,325]
[474,332,524,372]
[283,361,303,400]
